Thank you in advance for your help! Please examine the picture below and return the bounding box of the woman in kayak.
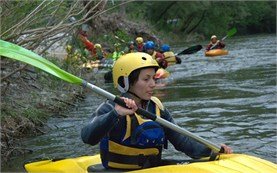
[112,43,124,61]
[135,37,145,52]
[160,44,182,65]
[81,52,232,170]
[206,35,225,51]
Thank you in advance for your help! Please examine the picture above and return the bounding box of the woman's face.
[146,49,154,55]
[129,68,156,100]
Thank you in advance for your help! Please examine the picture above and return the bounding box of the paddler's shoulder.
[95,100,116,113]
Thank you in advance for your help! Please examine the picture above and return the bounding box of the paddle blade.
[227,27,237,37]
[0,40,83,85]
[176,45,202,55]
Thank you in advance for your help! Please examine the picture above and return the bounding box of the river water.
[2,34,276,171]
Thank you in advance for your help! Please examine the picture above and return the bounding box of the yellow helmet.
[95,44,102,49]
[112,52,159,92]
[66,45,72,52]
[135,37,143,44]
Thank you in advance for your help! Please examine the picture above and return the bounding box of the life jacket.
[112,51,123,61]
[100,97,166,170]
[210,42,219,50]
[163,51,176,66]
[152,51,168,69]
[136,43,144,52]
[93,49,104,61]
[208,41,225,50]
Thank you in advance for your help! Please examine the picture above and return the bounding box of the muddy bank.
[0,56,90,165]
[85,13,199,48]
[89,13,161,44]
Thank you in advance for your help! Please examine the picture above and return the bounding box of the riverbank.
[0,56,87,165]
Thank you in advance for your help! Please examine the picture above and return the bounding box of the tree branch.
[157,1,177,22]
[186,11,206,34]
[0,0,130,59]
[1,64,28,81]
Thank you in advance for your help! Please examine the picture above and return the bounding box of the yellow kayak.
[205,49,229,57]
[82,60,114,69]
[25,154,277,173]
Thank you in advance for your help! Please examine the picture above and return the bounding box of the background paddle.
[210,27,237,50]
[0,39,221,153]
[175,45,203,56]
[114,35,126,43]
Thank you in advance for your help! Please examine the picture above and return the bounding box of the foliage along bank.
[121,1,276,43]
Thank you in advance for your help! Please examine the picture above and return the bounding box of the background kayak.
[205,49,229,57]
[82,60,114,69]
[24,153,277,173]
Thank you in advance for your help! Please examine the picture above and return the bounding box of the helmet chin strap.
[117,76,141,99]
[117,77,148,107]
[117,76,129,93]
[128,91,142,101]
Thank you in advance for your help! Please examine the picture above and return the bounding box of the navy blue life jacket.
[100,97,166,170]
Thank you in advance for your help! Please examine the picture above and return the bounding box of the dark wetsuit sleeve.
[219,42,225,48]
[81,101,119,146]
[206,43,212,51]
[161,109,212,159]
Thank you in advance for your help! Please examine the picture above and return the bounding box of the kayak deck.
[205,49,229,57]
[24,154,277,173]
[132,154,277,173]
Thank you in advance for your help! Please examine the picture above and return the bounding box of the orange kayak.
[205,49,228,57]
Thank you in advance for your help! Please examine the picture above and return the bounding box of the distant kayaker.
[135,37,145,52]
[94,44,106,61]
[145,41,168,69]
[79,34,97,57]
[206,35,225,51]
[112,43,124,61]
[160,44,182,65]
[81,52,232,170]
[124,41,136,53]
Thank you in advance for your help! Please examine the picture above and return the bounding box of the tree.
[125,1,276,38]
[1,0,107,52]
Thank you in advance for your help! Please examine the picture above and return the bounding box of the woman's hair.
[118,67,157,88]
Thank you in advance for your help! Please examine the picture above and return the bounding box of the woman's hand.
[115,97,138,116]
[220,144,233,154]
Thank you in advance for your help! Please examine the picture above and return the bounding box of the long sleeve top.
[206,41,225,51]
[81,97,212,159]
